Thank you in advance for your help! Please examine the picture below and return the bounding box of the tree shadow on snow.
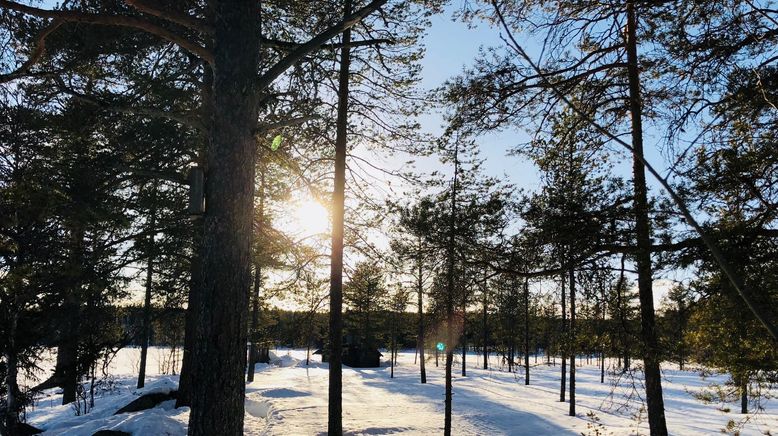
[354,367,577,435]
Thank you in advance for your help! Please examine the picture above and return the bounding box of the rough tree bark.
[188,1,260,434]
[625,3,668,434]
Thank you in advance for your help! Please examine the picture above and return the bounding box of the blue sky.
[407,8,692,307]
[414,6,674,195]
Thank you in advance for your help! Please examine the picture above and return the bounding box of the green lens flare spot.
[271,134,283,151]
[436,342,445,352]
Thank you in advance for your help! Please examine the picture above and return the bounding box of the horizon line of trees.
[1,1,777,435]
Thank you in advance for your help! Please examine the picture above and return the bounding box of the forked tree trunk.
[625,3,667,435]
[188,2,260,434]
[328,2,351,433]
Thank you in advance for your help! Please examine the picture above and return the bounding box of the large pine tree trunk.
[188,2,260,434]
[328,2,351,433]
[568,268,576,416]
[625,3,667,435]
[138,184,157,389]
[740,378,748,414]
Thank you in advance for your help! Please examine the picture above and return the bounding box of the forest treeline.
[99,299,735,379]
[1,1,778,436]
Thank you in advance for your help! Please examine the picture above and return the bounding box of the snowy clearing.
[24,347,778,435]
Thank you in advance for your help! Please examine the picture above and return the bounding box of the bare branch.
[0,19,63,84]
[257,0,388,90]
[124,0,213,34]
[0,0,214,64]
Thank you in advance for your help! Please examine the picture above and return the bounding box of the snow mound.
[30,377,188,436]
[245,396,273,419]
[269,351,299,368]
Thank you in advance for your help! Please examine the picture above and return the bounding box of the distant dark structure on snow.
[314,335,382,368]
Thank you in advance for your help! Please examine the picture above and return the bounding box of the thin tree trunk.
[246,265,261,382]
[741,378,748,414]
[461,297,467,377]
[524,278,530,385]
[417,253,426,383]
[569,267,576,416]
[176,221,202,408]
[601,350,605,384]
[328,3,351,433]
[625,4,667,434]
[188,2,260,434]
[54,223,85,405]
[560,273,567,403]
[4,314,19,432]
[138,184,157,389]
[391,315,396,379]
[482,272,489,370]
[247,160,266,382]
[176,59,211,409]
[444,141,459,436]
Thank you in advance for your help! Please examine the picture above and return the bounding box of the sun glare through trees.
[1,1,777,435]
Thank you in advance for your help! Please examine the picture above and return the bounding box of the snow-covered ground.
[23,347,778,435]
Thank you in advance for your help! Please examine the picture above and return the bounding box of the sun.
[288,198,330,236]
